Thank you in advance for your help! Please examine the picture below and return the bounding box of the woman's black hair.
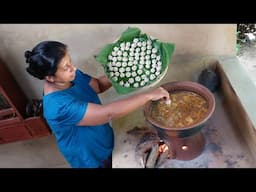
[25,41,67,80]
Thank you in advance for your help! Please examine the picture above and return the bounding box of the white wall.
[0,24,236,100]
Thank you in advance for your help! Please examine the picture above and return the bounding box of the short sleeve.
[74,69,92,86]
[44,93,88,127]
[56,98,88,126]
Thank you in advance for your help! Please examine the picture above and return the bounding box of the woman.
[24,41,170,168]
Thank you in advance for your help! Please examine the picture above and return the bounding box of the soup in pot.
[150,91,208,128]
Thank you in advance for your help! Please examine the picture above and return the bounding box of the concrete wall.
[0,24,236,101]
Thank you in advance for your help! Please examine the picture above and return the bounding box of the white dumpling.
[125,42,131,47]
[145,71,150,75]
[122,57,128,62]
[123,52,128,57]
[145,60,151,65]
[128,61,133,66]
[144,77,149,82]
[146,50,151,55]
[125,72,131,77]
[150,74,156,80]
[109,72,114,77]
[141,74,146,79]
[119,80,124,86]
[135,76,141,82]
[128,78,134,84]
[117,51,122,56]
[138,65,143,69]
[132,71,137,77]
[124,82,130,87]
[131,43,137,48]
[120,42,125,48]
[133,82,139,88]
[122,62,127,67]
[135,56,140,61]
[128,57,134,61]
[108,66,113,71]
[147,45,152,50]
[140,51,145,56]
[129,52,135,57]
[134,52,140,57]
[141,46,146,51]
[139,60,145,65]
[133,38,139,43]
[140,81,146,86]
[120,73,125,78]
[156,55,161,61]
[133,60,138,65]
[108,55,113,60]
[145,64,150,69]
[132,65,137,71]
[151,54,156,59]
[152,48,158,53]
[137,69,143,75]
[112,76,118,82]
[119,67,125,73]
[115,71,120,77]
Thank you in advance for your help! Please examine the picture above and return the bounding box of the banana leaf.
[95,27,175,94]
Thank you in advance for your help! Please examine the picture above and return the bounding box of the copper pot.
[143,81,216,160]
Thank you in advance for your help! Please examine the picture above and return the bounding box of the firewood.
[155,150,169,168]
[145,143,159,168]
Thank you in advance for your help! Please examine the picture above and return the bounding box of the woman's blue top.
[43,69,114,168]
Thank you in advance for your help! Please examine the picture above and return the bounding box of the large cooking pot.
[143,81,216,160]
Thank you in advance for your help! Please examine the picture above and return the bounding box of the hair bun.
[25,50,32,63]
[25,50,32,58]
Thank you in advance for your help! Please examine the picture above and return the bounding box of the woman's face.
[54,52,76,82]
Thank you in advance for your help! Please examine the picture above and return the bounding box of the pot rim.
[144,81,216,131]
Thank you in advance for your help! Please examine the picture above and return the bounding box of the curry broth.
[150,91,208,128]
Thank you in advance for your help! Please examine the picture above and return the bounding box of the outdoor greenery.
[237,24,256,54]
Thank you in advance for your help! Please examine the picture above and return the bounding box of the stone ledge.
[216,56,256,160]
[217,56,256,129]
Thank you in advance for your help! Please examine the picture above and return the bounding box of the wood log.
[145,143,159,168]
[155,150,169,168]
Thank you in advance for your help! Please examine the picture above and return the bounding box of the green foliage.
[236,24,256,55]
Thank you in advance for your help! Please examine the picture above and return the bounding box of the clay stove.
[142,81,215,165]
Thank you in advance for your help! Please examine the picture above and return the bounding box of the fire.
[158,143,168,153]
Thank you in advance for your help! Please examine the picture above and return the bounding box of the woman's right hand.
[148,87,170,101]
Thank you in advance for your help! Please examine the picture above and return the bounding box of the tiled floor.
[0,135,70,168]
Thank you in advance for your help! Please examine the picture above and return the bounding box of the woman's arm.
[77,87,169,126]
[89,75,112,94]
